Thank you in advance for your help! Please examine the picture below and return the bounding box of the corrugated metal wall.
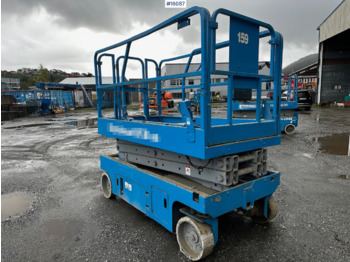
[62,91,74,108]
[320,63,350,103]
[102,90,113,108]
[4,89,144,110]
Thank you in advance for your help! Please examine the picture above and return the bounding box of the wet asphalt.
[1,107,350,262]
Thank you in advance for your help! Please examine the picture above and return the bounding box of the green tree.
[50,73,65,82]
[19,74,30,89]
[33,64,50,83]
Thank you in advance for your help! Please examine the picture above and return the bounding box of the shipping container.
[2,91,35,103]
[74,90,84,108]
[50,90,64,109]
[34,90,51,114]
[83,90,95,108]
[62,91,74,109]
[102,90,114,108]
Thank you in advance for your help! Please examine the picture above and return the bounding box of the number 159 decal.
[237,32,249,44]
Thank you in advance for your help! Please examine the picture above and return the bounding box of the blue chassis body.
[101,155,280,245]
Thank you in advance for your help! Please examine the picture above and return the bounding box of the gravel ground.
[1,107,350,262]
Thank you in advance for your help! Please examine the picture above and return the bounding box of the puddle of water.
[65,118,97,127]
[318,133,350,156]
[293,152,314,159]
[302,153,314,159]
[1,192,35,222]
[44,219,82,239]
[3,123,52,129]
[45,115,76,122]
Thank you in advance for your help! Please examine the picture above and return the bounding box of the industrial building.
[58,62,271,105]
[317,0,350,105]
[60,77,142,104]
[282,54,318,90]
[162,62,271,101]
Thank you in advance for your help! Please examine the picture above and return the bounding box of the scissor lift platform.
[95,6,283,260]
[98,115,281,160]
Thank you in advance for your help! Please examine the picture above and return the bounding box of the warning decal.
[185,165,191,176]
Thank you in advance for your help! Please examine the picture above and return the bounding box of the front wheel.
[176,216,214,261]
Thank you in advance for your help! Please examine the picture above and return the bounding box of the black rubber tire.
[251,196,278,224]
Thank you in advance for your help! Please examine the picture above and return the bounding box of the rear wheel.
[284,123,296,135]
[176,216,214,261]
[248,196,278,224]
[101,172,114,199]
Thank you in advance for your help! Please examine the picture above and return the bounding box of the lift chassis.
[95,6,283,260]
[101,155,279,260]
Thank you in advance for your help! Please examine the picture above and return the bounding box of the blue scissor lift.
[279,75,299,134]
[95,7,283,261]
[232,75,299,134]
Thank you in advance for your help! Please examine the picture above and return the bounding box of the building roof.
[318,0,345,29]
[318,0,350,42]
[282,53,318,76]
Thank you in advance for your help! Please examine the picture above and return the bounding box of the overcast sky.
[1,0,342,76]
